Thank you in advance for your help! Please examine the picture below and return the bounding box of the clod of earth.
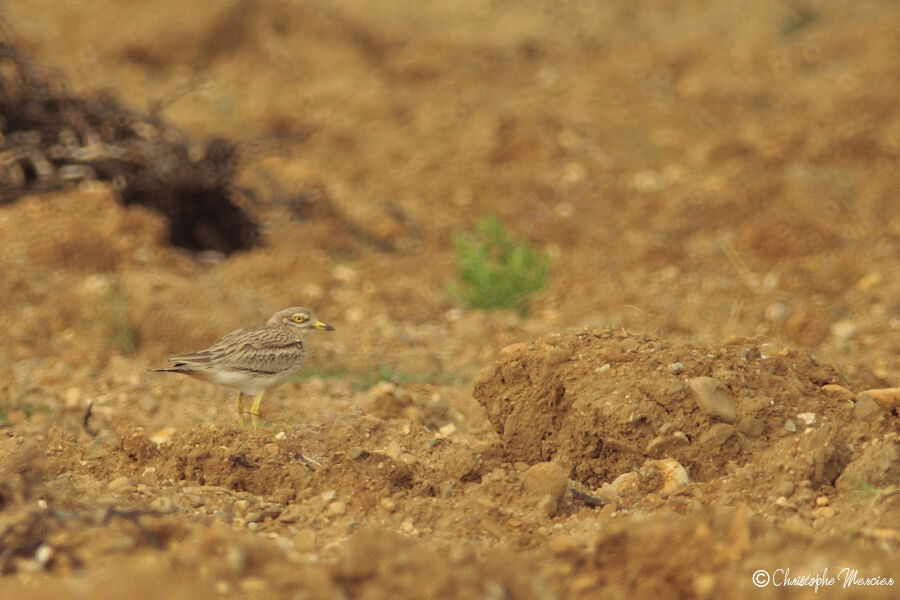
[473,328,860,487]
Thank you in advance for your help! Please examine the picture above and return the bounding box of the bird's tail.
[151,365,212,384]
[151,365,193,373]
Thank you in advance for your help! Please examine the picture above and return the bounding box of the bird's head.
[270,307,335,333]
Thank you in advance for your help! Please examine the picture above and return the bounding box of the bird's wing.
[166,350,214,367]
[167,325,267,366]
[203,325,307,375]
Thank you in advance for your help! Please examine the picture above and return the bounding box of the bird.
[153,307,334,429]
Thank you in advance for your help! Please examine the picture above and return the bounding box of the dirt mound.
[474,328,895,487]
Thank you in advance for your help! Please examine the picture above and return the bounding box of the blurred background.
[1,0,898,418]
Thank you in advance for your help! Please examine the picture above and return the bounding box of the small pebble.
[796,412,816,426]
[784,419,797,433]
[35,544,53,567]
[853,394,882,421]
[667,362,684,375]
[611,472,639,495]
[620,337,640,352]
[778,481,795,497]
[521,462,568,501]
[688,377,737,423]
[737,417,765,437]
[699,424,735,447]
[326,501,347,516]
[859,388,900,410]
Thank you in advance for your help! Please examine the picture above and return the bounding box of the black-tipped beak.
[313,321,335,331]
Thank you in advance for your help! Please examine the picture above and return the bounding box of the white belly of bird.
[210,369,299,395]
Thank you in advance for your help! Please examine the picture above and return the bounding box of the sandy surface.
[1,1,898,598]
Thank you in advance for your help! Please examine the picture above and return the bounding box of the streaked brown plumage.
[154,307,334,428]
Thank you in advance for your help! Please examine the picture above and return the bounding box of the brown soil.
[1,1,898,599]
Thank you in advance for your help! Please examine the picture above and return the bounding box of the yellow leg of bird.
[236,393,246,428]
[250,391,264,430]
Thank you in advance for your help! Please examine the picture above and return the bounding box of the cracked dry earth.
[1,1,899,599]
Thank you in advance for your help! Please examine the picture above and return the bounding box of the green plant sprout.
[449,214,550,315]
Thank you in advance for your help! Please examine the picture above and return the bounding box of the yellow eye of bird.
[293,314,307,323]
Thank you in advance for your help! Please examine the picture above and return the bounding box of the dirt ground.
[1,1,898,598]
